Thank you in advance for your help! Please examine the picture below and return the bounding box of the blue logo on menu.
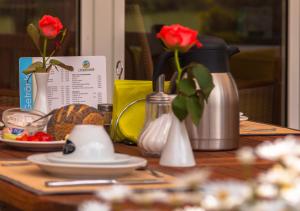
[19,57,33,110]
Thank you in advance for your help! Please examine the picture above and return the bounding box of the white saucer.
[0,137,65,152]
[27,153,147,178]
[46,152,131,164]
[240,115,249,121]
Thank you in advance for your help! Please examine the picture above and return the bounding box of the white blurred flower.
[255,136,300,161]
[201,180,252,210]
[174,169,210,189]
[96,185,132,202]
[240,200,289,211]
[280,179,300,207]
[258,164,298,187]
[236,146,256,165]
[173,206,205,211]
[283,156,300,173]
[201,195,219,210]
[255,183,278,199]
[78,201,110,211]
[130,190,169,204]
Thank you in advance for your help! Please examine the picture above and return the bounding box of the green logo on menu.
[82,60,90,69]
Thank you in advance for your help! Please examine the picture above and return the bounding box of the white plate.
[0,137,65,152]
[240,115,249,121]
[46,152,132,164]
[28,153,147,178]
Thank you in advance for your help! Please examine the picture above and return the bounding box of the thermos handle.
[152,51,173,91]
[227,46,240,57]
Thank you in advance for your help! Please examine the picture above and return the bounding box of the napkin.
[111,80,170,143]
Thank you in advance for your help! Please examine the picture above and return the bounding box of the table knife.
[45,179,168,187]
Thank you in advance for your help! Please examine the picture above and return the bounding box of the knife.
[45,179,168,187]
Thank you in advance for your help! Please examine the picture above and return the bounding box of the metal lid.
[98,104,113,112]
[146,92,171,104]
[147,74,171,104]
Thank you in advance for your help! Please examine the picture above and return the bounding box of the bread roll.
[47,104,104,140]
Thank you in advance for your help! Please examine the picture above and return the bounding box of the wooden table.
[0,135,287,211]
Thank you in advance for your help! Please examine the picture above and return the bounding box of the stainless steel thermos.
[153,36,240,151]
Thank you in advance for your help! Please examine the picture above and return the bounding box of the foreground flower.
[78,201,110,211]
[280,179,300,207]
[255,183,278,199]
[156,24,202,53]
[201,180,252,210]
[174,169,210,190]
[130,190,169,204]
[39,15,63,39]
[255,136,300,161]
[283,156,300,173]
[236,146,256,165]
[258,164,298,187]
[240,200,290,211]
[96,185,132,202]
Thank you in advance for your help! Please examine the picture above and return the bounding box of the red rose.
[39,15,63,39]
[156,24,202,52]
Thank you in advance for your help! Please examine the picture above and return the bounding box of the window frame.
[81,0,125,103]
[287,0,300,129]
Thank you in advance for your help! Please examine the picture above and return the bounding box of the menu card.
[19,56,107,111]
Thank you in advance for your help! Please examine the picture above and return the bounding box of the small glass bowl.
[2,108,47,134]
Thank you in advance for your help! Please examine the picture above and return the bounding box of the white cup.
[64,124,114,161]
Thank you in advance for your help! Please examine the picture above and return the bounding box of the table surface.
[0,135,288,211]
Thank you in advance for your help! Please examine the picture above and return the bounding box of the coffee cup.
[62,124,114,162]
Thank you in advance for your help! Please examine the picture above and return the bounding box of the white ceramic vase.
[33,72,49,114]
[159,112,196,167]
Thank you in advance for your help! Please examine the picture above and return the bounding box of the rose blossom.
[156,24,202,52]
[39,15,63,39]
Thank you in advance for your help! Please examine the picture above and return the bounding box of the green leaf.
[46,64,52,72]
[172,95,188,121]
[186,95,204,125]
[27,24,40,51]
[49,59,74,71]
[178,79,196,96]
[22,61,44,75]
[191,64,214,100]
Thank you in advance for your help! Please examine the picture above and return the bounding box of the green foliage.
[23,59,74,75]
[191,63,214,101]
[173,63,215,125]
[178,79,196,96]
[27,24,41,52]
[23,20,73,75]
[49,59,74,71]
[22,62,44,75]
[186,95,204,125]
[172,95,188,121]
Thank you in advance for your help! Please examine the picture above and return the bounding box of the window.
[0,0,79,109]
[124,0,287,125]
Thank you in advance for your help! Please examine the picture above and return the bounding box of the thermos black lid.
[180,35,240,73]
